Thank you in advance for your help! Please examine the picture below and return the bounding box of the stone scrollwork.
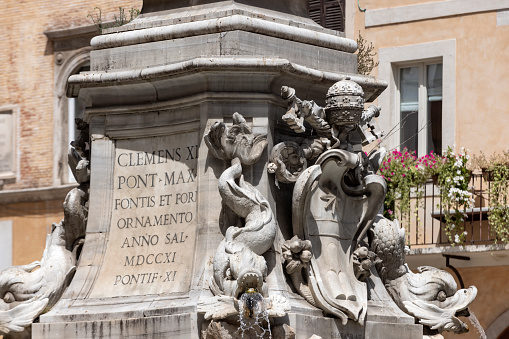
[0,120,90,336]
[292,149,386,325]
[267,141,306,184]
[371,215,477,334]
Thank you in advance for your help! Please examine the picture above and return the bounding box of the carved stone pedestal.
[25,1,466,339]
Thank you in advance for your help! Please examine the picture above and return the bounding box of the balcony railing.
[400,173,498,247]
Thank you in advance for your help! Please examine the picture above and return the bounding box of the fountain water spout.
[238,288,272,338]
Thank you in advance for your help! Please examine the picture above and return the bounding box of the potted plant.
[380,149,440,230]
[435,147,473,245]
[471,151,493,181]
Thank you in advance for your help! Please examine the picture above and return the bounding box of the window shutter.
[308,0,345,31]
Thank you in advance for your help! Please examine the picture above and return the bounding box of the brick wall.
[0,0,142,190]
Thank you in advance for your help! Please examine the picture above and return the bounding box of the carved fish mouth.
[234,269,264,299]
[440,286,477,333]
[455,308,470,318]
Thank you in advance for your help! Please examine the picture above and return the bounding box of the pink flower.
[388,209,393,215]
[402,174,406,177]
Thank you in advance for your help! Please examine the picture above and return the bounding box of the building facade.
[346,1,509,338]
[2,0,508,337]
[0,0,142,268]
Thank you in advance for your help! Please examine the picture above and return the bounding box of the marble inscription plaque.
[0,110,15,177]
[90,133,199,298]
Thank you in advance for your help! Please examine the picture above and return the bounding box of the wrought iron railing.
[400,173,498,247]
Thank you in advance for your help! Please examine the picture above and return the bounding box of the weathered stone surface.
[272,324,295,339]
[371,216,477,334]
[89,133,199,298]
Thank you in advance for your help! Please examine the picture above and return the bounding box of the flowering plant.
[436,147,473,245]
[380,149,440,226]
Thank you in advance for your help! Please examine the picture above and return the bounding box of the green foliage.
[356,31,379,75]
[436,147,473,245]
[380,146,509,246]
[88,7,140,33]
[488,161,509,243]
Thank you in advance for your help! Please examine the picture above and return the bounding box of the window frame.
[395,59,443,156]
[377,40,456,155]
[52,48,91,186]
[0,105,18,182]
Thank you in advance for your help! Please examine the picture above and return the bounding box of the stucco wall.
[0,200,63,266]
[348,2,509,155]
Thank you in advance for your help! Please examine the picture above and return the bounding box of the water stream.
[238,290,272,339]
[469,310,486,339]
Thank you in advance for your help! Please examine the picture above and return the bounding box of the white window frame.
[52,48,90,185]
[396,59,443,156]
[0,220,12,271]
[377,39,456,155]
[0,105,19,181]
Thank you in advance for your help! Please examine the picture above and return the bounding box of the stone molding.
[497,9,509,26]
[91,14,357,52]
[486,307,509,338]
[365,0,509,27]
[0,184,76,204]
[68,57,387,103]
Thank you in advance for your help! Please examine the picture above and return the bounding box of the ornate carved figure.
[273,78,476,335]
[282,236,314,306]
[204,112,267,166]
[205,113,275,297]
[203,112,289,323]
[209,158,276,298]
[371,215,477,334]
[270,79,384,184]
[291,149,386,324]
[0,121,90,336]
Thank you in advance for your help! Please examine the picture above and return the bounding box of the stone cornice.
[92,14,356,52]
[365,0,509,27]
[0,184,77,205]
[67,57,387,103]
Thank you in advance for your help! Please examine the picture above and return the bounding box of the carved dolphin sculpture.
[211,158,276,298]
[371,215,477,334]
[0,185,87,335]
[0,299,48,335]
